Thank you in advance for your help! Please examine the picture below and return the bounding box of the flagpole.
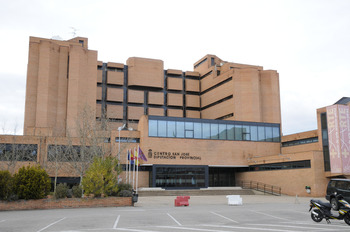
[128,149,131,185]
[136,145,139,194]
[125,150,129,184]
[132,147,136,190]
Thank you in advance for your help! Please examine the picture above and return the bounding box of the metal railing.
[240,181,281,196]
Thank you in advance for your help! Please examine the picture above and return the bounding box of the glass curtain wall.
[148,116,280,142]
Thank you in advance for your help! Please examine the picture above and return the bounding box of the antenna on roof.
[70,27,78,37]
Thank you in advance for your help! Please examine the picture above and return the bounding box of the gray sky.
[0,0,349,135]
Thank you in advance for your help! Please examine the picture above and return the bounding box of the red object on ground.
[174,196,190,206]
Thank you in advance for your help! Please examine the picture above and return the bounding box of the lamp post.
[118,124,126,162]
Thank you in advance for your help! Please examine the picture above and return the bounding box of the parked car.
[326,178,350,210]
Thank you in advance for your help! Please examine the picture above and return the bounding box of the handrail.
[240,181,281,196]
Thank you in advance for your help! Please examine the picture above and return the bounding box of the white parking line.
[247,223,332,231]
[166,213,182,226]
[203,224,299,232]
[115,228,159,232]
[210,211,239,223]
[251,210,291,221]
[113,215,120,229]
[37,217,66,232]
[159,225,231,232]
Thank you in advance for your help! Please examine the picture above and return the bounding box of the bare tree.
[0,137,37,173]
[45,142,71,194]
[64,105,115,195]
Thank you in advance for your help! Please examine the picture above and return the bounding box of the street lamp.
[118,124,126,162]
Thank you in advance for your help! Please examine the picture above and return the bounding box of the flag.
[138,146,147,161]
[127,149,130,161]
[130,149,134,165]
[134,147,140,166]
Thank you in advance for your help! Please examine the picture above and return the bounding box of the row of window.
[248,160,311,171]
[148,117,280,142]
[47,145,100,162]
[0,144,37,161]
[282,137,318,147]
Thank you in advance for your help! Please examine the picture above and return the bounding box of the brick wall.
[0,197,132,211]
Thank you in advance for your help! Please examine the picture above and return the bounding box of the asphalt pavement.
[1,194,349,232]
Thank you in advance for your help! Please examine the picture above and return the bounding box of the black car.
[326,179,350,210]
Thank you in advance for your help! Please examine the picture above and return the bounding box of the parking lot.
[0,195,350,232]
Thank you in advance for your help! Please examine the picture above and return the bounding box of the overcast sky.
[0,0,349,136]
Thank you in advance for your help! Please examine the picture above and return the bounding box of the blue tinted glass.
[250,126,258,141]
[266,126,273,142]
[194,123,202,138]
[158,121,167,137]
[203,123,210,139]
[211,124,219,139]
[149,120,158,136]
[227,125,234,140]
[186,131,194,138]
[235,125,243,140]
[243,125,250,141]
[273,127,280,142]
[176,121,185,138]
[258,126,265,141]
[167,121,176,137]
[219,124,227,140]
[185,122,193,130]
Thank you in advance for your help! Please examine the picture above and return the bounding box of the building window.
[185,122,194,138]
[218,124,227,140]
[115,137,140,143]
[153,165,208,189]
[211,57,215,66]
[249,160,311,171]
[194,123,202,139]
[321,112,330,171]
[250,126,258,141]
[167,121,176,138]
[282,137,318,147]
[0,144,37,161]
[148,116,280,143]
[149,120,158,137]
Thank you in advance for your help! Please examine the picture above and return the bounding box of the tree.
[13,165,51,200]
[0,139,37,173]
[65,105,114,196]
[45,142,70,194]
[82,156,121,197]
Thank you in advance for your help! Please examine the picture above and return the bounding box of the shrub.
[55,183,69,199]
[82,156,120,197]
[118,190,132,197]
[72,185,82,198]
[13,165,51,200]
[118,183,132,192]
[0,170,13,201]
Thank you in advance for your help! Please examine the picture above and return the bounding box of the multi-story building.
[1,36,348,197]
[23,36,281,137]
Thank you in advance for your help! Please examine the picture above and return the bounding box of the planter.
[0,197,132,211]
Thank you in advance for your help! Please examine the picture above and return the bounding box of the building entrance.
[209,167,235,187]
[152,165,208,189]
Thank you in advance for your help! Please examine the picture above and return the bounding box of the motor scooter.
[309,193,350,225]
